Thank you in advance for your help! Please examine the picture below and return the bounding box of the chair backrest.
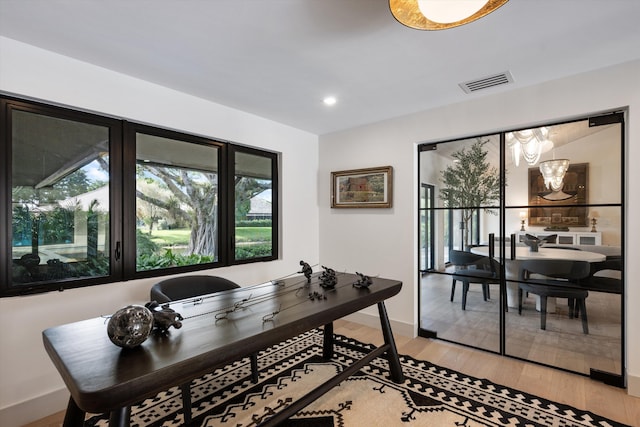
[150,275,240,303]
[519,259,591,282]
[450,250,500,277]
[449,250,485,267]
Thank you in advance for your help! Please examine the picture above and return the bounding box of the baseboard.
[627,372,640,397]
[0,387,68,427]
[343,311,415,339]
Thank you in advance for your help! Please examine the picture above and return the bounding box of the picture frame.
[528,163,588,229]
[331,166,393,208]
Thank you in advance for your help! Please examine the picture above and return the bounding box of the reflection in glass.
[11,110,110,284]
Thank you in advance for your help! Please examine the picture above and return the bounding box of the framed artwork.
[331,166,393,208]
[528,163,588,229]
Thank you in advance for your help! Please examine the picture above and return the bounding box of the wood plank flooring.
[23,319,639,426]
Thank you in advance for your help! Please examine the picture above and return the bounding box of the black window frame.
[0,96,279,297]
[228,145,279,265]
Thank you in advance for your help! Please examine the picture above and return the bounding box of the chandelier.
[539,159,569,192]
[506,127,553,167]
[389,0,509,30]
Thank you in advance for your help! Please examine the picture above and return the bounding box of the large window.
[1,97,279,296]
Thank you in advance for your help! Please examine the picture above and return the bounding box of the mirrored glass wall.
[418,113,625,385]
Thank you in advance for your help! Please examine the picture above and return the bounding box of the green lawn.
[147,227,271,246]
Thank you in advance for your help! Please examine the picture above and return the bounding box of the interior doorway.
[417,112,625,387]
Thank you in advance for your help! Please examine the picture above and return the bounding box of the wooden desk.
[43,273,404,427]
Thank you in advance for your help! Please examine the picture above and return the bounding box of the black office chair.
[151,274,242,303]
[449,250,501,310]
[518,260,591,334]
[150,275,259,424]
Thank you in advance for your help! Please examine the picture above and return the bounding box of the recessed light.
[323,96,337,106]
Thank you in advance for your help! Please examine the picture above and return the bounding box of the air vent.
[459,71,514,94]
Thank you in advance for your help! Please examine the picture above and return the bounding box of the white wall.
[0,37,320,426]
[319,60,640,396]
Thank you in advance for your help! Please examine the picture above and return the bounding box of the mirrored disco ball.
[107,305,154,348]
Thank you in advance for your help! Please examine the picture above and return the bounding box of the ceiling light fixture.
[539,159,569,193]
[506,127,553,167]
[389,0,509,30]
[323,96,337,106]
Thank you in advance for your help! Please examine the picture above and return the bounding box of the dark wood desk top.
[43,273,402,414]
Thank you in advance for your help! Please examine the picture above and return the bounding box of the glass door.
[418,134,503,352]
[418,112,625,386]
[503,116,624,385]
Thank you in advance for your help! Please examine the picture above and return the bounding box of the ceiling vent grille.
[459,71,514,94]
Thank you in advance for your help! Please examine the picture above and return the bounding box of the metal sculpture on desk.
[319,265,337,289]
[145,301,184,332]
[353,272,373,288]
[107,305,154,348]
[523,233,557,252]
[298,260,313,283]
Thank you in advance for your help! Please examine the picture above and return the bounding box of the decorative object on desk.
[519,211,527,231]
[308,291,326,301]
[528,162,588,227]
[439,139,501,249]
[106,304,154,348]
[319,265,337,289]
[590,210,599,232]
[523,233,557,252]
[353,271,373,288]
[84,329,628,427]
[331,165,392,208]
[145,301,183,333]
[298,260,313,283]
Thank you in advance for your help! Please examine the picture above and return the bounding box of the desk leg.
[62,397,85,427]
[322,322,334,360]
[108,406,131,427]
[377,302,404,384]
[180,383,192,424]
[250,353,259,383]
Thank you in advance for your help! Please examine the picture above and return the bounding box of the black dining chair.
[518,260,591,334]
[150,275,259,424]
[449,250,501,310]
[583,256,623,294]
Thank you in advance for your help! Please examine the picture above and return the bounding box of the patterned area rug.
[86,329,627,426]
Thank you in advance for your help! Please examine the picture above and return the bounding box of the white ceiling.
[1,0,639,136]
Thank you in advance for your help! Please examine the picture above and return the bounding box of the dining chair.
[449,250,501,310]
[517,260,591,334]
[150,275,259,424]
[584,256,622,294]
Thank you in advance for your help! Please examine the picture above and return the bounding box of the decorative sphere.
[107,305,154,348]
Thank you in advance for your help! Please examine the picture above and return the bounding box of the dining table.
[470,245,606,310]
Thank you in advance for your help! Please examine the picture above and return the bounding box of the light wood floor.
[24,319,639,427]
